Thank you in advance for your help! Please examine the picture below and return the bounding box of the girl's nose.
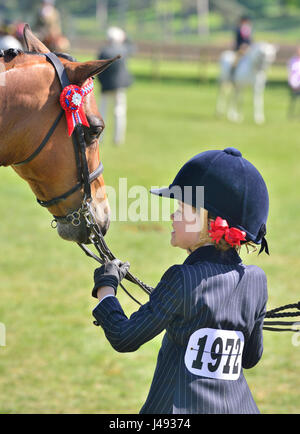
[170,213,174,221]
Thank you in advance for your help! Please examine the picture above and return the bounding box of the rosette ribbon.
[59,78,94,136]
[208,216,246,247]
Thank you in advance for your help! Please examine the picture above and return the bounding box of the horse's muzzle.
[56,214,110,243]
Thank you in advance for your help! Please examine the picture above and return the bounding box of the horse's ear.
[65,56,120,86]
[23,23,50,53]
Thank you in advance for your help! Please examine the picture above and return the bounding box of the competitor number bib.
[184,328,244,381]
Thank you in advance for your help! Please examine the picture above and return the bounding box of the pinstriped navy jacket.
[92,245,268,414]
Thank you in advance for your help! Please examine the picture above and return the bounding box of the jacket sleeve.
[92,265,183,353]
[242,271,268,369]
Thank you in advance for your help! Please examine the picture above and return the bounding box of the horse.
[216,42,277,124]
[0,25,118,244]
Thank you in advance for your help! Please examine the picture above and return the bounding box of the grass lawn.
[0,65,299,413]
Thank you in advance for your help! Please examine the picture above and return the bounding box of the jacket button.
[223,147,242,157]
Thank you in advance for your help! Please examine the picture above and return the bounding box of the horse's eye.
[85,116,104,144]
[84,124,104,145]
[89,125,103,138]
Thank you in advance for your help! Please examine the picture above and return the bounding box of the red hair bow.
[208,217,246,247]
[60,78,94,136]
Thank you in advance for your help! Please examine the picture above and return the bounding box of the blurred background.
[2,0,300,86]
[2,0,300,59]
[0,0,300,415]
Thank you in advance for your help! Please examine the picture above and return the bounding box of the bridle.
[13,52,103,225]
[12,51,153,305]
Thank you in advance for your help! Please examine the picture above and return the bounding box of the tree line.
[2,0,300,20]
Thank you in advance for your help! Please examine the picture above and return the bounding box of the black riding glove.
[92,259,130,298]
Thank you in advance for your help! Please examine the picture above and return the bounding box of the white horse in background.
[216,42,277,124]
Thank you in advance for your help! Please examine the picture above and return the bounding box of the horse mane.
[0,48,77,62]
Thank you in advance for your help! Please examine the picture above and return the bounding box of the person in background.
[34,0,69,52]
[287,47,300,117]
[231,16,253,78]
[97,26,134,146]
[235,16,252,52]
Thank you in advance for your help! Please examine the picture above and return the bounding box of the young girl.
[91,147,269,414]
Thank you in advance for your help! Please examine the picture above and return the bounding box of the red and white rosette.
[59,78,94,136]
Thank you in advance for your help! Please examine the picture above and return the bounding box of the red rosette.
[60,83,90,136]
[208,216,246,247]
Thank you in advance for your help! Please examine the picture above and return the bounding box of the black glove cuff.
[92,275,119,298]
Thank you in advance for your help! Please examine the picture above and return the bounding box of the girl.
[91,147,269,414]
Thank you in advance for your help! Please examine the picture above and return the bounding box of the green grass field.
[0,64,300,413]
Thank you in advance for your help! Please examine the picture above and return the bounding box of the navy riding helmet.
[150,147,269,254]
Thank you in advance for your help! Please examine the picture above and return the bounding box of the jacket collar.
[184,245,242,265]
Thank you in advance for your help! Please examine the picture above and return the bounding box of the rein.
[80,199,300,331]
[77,200,153,306]
[263,302,300,332]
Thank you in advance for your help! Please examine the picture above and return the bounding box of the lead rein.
[78,201,300,332]
[78,200,153,298]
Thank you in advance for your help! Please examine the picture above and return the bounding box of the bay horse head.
[0,25,119,243]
